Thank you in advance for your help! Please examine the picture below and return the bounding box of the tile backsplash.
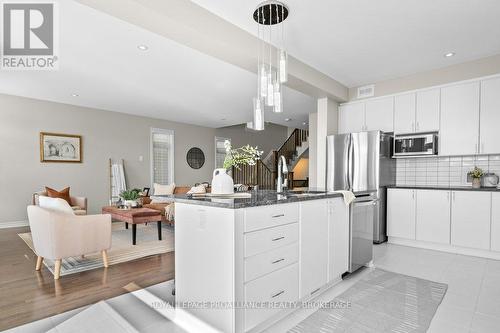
[395,155,500,187]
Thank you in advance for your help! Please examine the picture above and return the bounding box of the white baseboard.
[388,236,500,260]
[0,220,29,229]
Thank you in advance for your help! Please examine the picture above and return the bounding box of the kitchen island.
[174,190,350,333]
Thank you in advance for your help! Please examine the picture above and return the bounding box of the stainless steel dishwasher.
[349,194,376,273]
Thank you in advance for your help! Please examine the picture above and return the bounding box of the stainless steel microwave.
[393,133,438,157]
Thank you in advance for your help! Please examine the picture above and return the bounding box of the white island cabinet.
[175,194,349,333]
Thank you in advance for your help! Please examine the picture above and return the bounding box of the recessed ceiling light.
[285,118,292,122]
[137,45,149,51]
[444,52,455,58]
[302,122,307,125]
[71,93,79,97]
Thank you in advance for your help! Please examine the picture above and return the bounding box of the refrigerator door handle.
[347,135,353,190]
[347,136,354,191]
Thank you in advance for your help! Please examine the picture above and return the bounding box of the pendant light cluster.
[250,1,289,131]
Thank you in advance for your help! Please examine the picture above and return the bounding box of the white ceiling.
[191,0,500,87]
[0,0,315,129]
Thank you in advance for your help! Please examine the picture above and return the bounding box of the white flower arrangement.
[223,140,263,170]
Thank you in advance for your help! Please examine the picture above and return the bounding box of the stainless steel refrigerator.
[326,131,395,272]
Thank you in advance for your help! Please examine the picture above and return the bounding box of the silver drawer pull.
[272,214,285,218]
[272,236,285,242]
[310,288,321,295]
[271,290,285,299]
[271,258,285,264]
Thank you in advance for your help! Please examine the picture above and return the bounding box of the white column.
[308,98,339,189]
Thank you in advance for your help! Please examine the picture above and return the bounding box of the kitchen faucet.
[277,155,289,193]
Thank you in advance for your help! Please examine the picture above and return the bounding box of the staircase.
[232,128,309,190]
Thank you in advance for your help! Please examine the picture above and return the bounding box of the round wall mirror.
[186,147,205,169]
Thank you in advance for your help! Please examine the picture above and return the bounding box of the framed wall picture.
[40,132,82,163]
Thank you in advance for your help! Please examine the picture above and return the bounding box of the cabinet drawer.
[244,243,298,282]
[244,223,298,257]
[244,203,299,232]
[244,263,299,331]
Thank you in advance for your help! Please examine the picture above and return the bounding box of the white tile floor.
[266,243,500,333]
[5,243,500,332]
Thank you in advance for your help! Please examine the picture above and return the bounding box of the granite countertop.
[388,185,500,192]
[171,189,343,209]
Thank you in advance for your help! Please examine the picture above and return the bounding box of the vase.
[211,168,234,194]
[123,200,138,208]
[472,178,481,189]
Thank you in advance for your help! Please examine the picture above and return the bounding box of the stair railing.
[232,160,277,190]
[273,128,309,173]
[231,128,307,191]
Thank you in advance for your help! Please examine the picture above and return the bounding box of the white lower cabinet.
[387,188,416,239]
[176,198,350,333]
[328,198,349,281]
[244,263,299,331]
[416,190,451,244]
[451,191,491,250]
[491,193,500,252]
[299,199,328,299]
[388,189,496,253]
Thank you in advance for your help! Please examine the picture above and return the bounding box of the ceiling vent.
[357,84,375,99]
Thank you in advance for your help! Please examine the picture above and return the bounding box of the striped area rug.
[19,223,174,277]
[289,269,447,333]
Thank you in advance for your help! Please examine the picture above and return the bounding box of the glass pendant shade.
[279,49,288,83]
[273,83,282,113]
[266,72,274,106]
[260,65,268,97]
[253,97,265,131]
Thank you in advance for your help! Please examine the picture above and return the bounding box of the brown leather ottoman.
[102,206,163,245]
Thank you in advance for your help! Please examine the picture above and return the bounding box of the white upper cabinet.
[416,88,440,133]
[394,93,416,134]
[440,82,480,156]
[416,190,450,245]
[480,77,500,154]
[339,103,365,134]
[365,97,394,132]
[451,191,491,250]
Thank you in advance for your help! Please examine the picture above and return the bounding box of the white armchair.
[27,205,112,279]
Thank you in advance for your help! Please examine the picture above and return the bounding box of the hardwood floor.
[0,226,175,331]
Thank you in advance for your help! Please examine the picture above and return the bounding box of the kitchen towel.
[333,190,356,205]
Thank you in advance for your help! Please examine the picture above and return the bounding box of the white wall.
[0,94,217,223]
[349,54,500,100]
[308,112,318,187]
[308,98,338,189]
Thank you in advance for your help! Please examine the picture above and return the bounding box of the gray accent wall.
[0,94,217,222]
[215,123,289,158]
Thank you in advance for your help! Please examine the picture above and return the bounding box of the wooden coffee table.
[102,206,163,245]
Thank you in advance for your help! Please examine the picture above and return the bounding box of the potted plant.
[120,188,141,208]
[211,141,263,194]
[468,166,484,189]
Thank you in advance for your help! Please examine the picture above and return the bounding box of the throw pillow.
[45,186,71,205]
[153,183,175,195]
[39,196,75,215]
[187,185,206,194]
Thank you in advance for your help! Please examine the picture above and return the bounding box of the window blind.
[152,130,174,185]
